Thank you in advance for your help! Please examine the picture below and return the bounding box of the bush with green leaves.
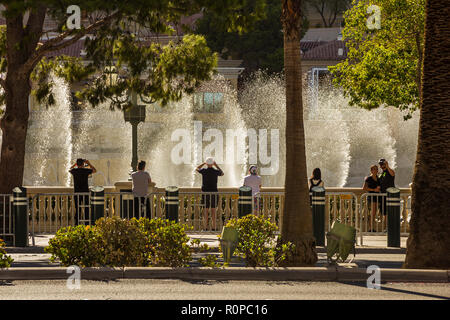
[199,254,221,268]
[47,217,187,267]
[0,239,13,269]
[226,215,295,267]
[138,218,192,267]
[95,217,148,267]
[45,225,103,267]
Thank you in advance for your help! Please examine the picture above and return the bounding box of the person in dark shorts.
[363,165,381,232]
[69,158,97,225]
[378,158,396,216]
[196,157,224,231]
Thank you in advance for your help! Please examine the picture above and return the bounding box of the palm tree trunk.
[280,0,317,266]
[404,0,450,269]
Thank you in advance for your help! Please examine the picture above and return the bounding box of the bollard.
[238,186,252,218]
[311,186,326,246]
[12,187,28,247]
[165,186,179,222]
[386,187,401,247]
[120,189,133,219]
[90,186,104,225]
[220,226,239,263]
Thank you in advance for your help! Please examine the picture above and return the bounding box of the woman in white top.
[243,165,262,214]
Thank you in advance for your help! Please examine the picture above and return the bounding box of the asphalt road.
[0,279,448,300]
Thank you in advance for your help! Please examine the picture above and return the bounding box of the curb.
[0,267,448,282]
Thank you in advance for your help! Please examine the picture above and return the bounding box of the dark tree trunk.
[0,11,42,194]
[280,0,317,266]
[0,75,32,194]
[404,0,450,269]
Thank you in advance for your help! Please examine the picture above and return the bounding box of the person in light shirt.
[243,165,262,215]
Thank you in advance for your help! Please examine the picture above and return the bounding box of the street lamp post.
[105,66,146,175]
[124,91,146,175]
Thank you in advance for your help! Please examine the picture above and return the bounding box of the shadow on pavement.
[338,281,450,300]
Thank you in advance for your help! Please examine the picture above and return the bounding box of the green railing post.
[12,187,28,247]
[165,186,179,222]
[387,187,401,247]
[311,186,326,246]
[90,186,104,224]
[238,186,252,218]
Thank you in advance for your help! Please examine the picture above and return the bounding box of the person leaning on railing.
[363,165,381,232]
[131,160,152,219]
[243,165,262,215]
[308,168,324,205]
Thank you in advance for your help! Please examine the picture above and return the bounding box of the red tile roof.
[301,40,348,61]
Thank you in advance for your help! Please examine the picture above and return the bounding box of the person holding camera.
[69,158,97,225]
[196,157,224,231]
[378,158,395,217]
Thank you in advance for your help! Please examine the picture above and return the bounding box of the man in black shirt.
[378,158,395,216]
[69,158,97,225]
[196,157,224,231]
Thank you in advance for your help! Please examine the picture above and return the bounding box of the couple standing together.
[363,158,396,232]
[196,157,262,231]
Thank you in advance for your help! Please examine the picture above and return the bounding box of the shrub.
[0,239,13,269]
[45,225,103,267]
[198,254,220,268]
[95,217,148,267]
[226,215,295,267]
[46,217,193,268]
[138,218,192,267]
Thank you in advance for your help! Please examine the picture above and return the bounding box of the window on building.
[193,92,224,113]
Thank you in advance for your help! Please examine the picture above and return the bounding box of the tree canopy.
[0,0,267,110]
[194,0,309,75]
[305,0,351,27]
[329,0,425,118]
[0,0,267,193]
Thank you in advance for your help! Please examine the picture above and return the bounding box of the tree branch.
[22,11,121,74]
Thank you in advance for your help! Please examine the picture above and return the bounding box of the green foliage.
[95,217,147,267]
[31,56,95,106]
[0,0,267,112]
[226,215,295,267]
[45,225,104,267]
[198,254,221,268]
[195,0,309,74]
[0,239,14,269]
[138,218,192,267]
[329,0,425,118]
[46,217,192,267]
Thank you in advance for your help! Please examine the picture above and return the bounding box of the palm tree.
[404,0,450,269]
[280,0,317,265]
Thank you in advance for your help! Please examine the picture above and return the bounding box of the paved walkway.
[5,234,408,269]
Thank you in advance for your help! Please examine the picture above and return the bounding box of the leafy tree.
[280,0,318,266]
[404,0,450,269]
[0,0,265,194]
[329,0,425,118]
[195,0,309,75]
[305,0,351,27]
